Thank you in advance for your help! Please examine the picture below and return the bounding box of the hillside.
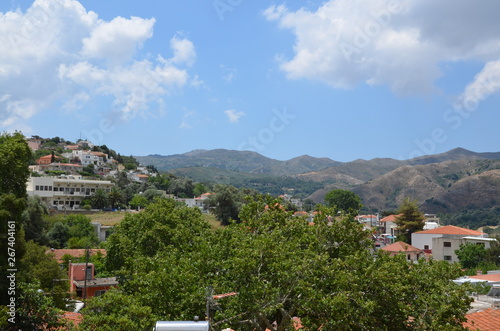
[351,159,500,212]
[135,149,339,176]
[136,148,500,213]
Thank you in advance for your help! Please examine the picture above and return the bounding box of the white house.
[411,225,496,263]
[27,175,114,209]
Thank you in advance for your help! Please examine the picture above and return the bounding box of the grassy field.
[86,210,222,229]
[86,211,131,226]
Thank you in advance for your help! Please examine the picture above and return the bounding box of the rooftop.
[414,225,483,236]
[73,277,118,288]
[381,241,423,253]
[378,214,402,223]
[46,249,107,264]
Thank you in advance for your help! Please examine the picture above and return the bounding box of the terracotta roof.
[381,241,423,253]
[469,274,500,282]
[414,225,483,236]
[46,249,107,263]
[379,214,402,223]
[464,308,500,330]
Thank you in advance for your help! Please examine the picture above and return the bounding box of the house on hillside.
[68,262,117,298]
[40,163,83,175]
[381,241,425,262]
[36,154,63,165]
[411,225,497,263]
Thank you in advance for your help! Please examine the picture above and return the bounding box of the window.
[444,255,452,261]
[35,185,40,190]
[95,290,106,297]
[443,242,451,247]
[424,245,429,250]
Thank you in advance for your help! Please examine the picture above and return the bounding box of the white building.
[411,225,496,263]
[27,175,113,209]
[62,150,108,167]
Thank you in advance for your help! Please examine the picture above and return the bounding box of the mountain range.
[135,148,500,213]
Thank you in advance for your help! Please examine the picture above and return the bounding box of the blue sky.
[2,0,500,162]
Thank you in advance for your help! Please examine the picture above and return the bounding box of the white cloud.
[265,0,500,95]
[82,16,155,63]
[458,60,500,111]
[0,0,197,131]
[169,34,196,66]
[220,64,237,83]
[225,109,245,123]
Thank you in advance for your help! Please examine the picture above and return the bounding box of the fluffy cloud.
[82,16,155,62]
[224,109,245,123]
[265,0,500,95]
[458,60,500,112]
[0,0,196,130]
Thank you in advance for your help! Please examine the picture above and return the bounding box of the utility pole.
[83,247,89,300]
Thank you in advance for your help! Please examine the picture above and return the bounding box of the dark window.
[424,245,429,250]
[444,255,452,261]
[444,242,451,247]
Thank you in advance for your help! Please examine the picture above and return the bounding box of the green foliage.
[193,182,208,197]
[46,215,98,248]
[101,197,471,330]
[0,132,31,197]
[91,188,109,209]
[78,288,157,331]
[455,242,487,270]
[3,281,66,331]
[324,189,363,217]
[395,198,425,244]
[205,185,252,225]
[18,241,68,309]
[108,187,124,209]
[129,194,149,210]
[0,132,31,305]
[440,207,500,228]
[47,221,70,248]
[21,196,48,245]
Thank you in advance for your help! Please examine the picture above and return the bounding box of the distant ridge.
[135,147,500,213]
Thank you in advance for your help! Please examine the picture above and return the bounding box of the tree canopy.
[395,198,425,244]
[324,189,362,217]
[95,196,472,330]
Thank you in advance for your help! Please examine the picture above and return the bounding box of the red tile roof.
[464,308,500,330]
[46,249,107,263]
[381,241,423,253]
[379,214,402,223]
[414,225,483,236]
[468,274,500,282]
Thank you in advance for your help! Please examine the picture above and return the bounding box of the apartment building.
[27,175,113,209]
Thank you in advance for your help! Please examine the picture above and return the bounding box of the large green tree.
[97,197,471,330]
[0,132,31,306]
[324,189,362,217]
[21,196,48,245]
[395,198,425,244]
[455,242,487,270]
[90,188,109,209]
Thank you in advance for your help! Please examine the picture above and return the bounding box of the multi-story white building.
[27,175,113,209]
[411,225,497,263]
